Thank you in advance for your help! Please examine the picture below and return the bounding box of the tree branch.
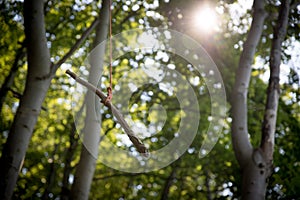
[160,164,178,200]
[65,70,148,155]
[231,0,267,166]
[0,42,25,113]
[51,18,100,73]
[261,0,290,164]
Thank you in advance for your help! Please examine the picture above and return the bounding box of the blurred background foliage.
[0,0,299,199]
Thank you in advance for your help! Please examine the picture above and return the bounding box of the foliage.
[0,0,299,199]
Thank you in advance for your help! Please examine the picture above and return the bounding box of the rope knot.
[103,86,112,106]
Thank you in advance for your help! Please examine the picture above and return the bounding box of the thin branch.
[51,18,100,73]
[119,10,140,29]
[9,89,48,111]
[0,42,25,112]
[161,165,177,200]
[65,69,148,155]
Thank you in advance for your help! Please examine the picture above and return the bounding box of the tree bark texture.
[231,0,267,166]
[69,1,110,199]
[231,0,267,199]
[0,1,51,199]
[261,0,290,169]
[231,0,291,199]
[0,1,99,199]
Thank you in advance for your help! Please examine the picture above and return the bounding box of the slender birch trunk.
[70,1,110,199]
[0,1,98,199]
[0,1,52,199]
[231,0,290,199]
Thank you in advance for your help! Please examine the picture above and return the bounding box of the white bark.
[261,0,290,162]
[0,1,51,199]
[231,0,267,167]
[70,1,110,199]
[0,1,98,199]
[231,0,267,199]
[231,0,291,199]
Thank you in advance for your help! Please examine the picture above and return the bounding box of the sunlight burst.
[194,6,217,33]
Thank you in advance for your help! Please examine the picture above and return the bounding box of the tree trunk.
[69,1,110,199]
[231,0,267,166]
[61,115,80,200]
[261,0,290,170]
[204,168,212,200]
[0,1,99,198]
[231,0,267,199]
[161,165,177,200]
[240,148,268,200]
[231,0,291,199]
[242,1,290,198]
[0,1,51,199]
[42,143,59,200]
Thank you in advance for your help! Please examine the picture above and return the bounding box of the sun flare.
[194,6,217,33]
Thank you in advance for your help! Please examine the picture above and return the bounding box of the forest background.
[0,0,299,199]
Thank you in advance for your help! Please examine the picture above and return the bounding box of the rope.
[105,0,113,104]
[109,0,113,90]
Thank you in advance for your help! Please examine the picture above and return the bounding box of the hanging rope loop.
[104,0,113,105]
